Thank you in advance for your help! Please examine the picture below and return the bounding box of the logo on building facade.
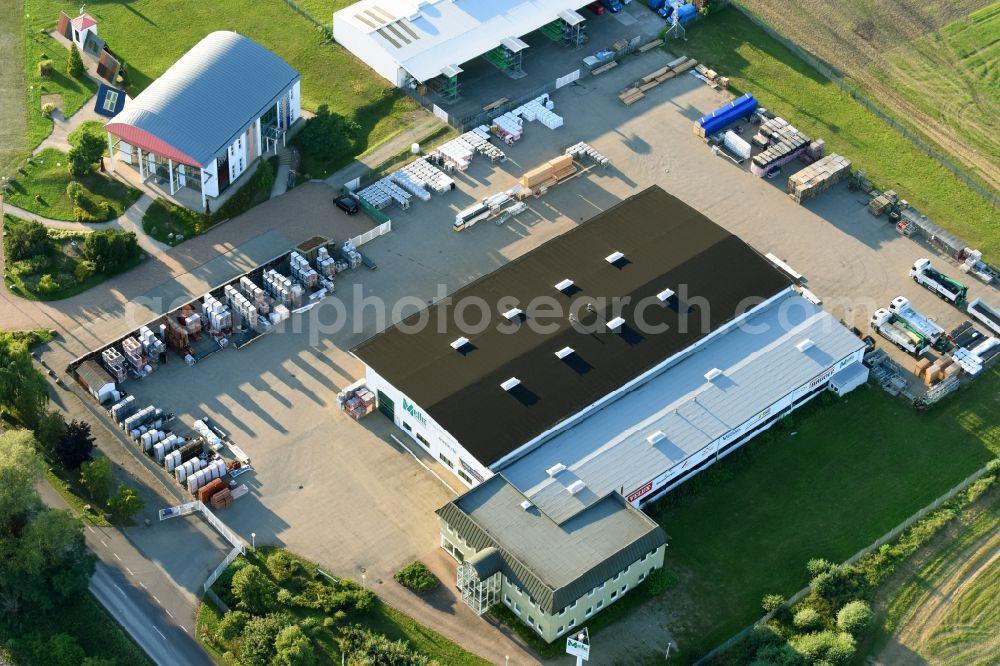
[627,481,653,503]
[402,398,428,426]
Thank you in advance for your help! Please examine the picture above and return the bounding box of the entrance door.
[377,390,394,420]
[217,154,231,192]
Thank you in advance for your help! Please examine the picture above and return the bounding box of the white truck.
[910,258,968,306]
[967,298,1000,337]
[870,308,928,356]
[888,296,946,348]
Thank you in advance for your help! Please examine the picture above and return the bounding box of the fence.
[349,220,392,248]
[204,544,246,593]
[200,501,245,548]
[694,463,994,664]
[730,2,999,209]
[282,0,329,34]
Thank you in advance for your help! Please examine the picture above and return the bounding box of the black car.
[334,195,360,215]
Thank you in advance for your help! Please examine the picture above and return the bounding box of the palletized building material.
[565,142,609,167]
[121,337,144,369]
[694,93,758,138]
[153,441,165,462]
[110,395,136,424]
[751,117,811,176]
[101,347,129,382]
[787,153,852,204]
[723,131,752,161]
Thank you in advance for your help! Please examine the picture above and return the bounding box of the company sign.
[402,398,428,426]
[566,636,590,660]
[808,366,836,389]
[460,460,485,483]
[627,481,653,503]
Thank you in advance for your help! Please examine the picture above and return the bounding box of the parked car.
[587,2,606,14]
[601,0,624,12]
[334,195,360,215]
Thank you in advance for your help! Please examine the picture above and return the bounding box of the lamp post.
[251,532,256,551]
[362,573,367,590]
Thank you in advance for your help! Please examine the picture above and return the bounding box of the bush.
[46,633,86,666]
[277,588,293,605]
[810,564,860,607]
[643,567,678,595]
[762,593,786,613]
[217,610,250,641]
[240,613,294,666]
[37,273,61,295]
[749,642,804,666]
[41,102,57,117]
[836,599,872,636]
[266,551,300,582]
[806,558,833,577]
[38,59,54,77]
[339,626,430,666]
[68,133,106,177]
[273,624,316,666]
[792,607,823,632]
[74,260,97,283]
[4,219,50,262]
[231,564,279,615]
[213,158,276,221]
[394,561,440,594]
[66,181,85,204]
[67,44,85,78]
[83,229,139,272]
[73,206,98,223]
[789,630,855,665]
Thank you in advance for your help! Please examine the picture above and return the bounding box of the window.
[596,600,604,609]
[102,91,120,113]
[568,618,576,628]
[504,595,511,605]
[527,616,534,626]
[439,454,454,468]
[416,433,430,448]
[457,469,473,484]
[588,589,595,598]
[402,422,412,432]
[557,625,563,635]
[638,572,646,582]
[611,590,617,599]
[621,585,628,593]
[513,602,521,615]
[585,607,593,617]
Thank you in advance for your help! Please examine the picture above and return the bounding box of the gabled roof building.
[105,31,301,209]
[354,185,868,642]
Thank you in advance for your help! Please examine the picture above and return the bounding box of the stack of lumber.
[591,61,618,76]
[617,56,697,105]
[787,153,852,204]
[518,154,577,189]
[639,38,664,53]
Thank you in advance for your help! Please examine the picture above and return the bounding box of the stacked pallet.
[224,285,258,326]
[750,117,810,176]
[289,252,319,288]
[787,153,851,204]
[868,190,898,216]
[264,269,294,306]
[566,141,610,167]
[202,294,232,332]
[519,154,577,190]
[101,347,129,382]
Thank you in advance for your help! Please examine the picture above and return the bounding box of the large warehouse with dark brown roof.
[353,185,868,641]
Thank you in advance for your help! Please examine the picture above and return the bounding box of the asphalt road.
[37,480,214,666]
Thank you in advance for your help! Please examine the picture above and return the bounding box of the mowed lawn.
[682,8,1000,261]
[644,367,1000,660]
[1,0,29,177]
[25,0,421,155]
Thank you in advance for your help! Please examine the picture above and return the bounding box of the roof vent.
[520,500,533,511]
[796,339,815,352]
[555,346,575,359]
[450,336,470,350]
[704,368,723,382]
[555,278,575,292]
[546,463,567,477]
[647,431,666,445]
[503,307,523,321]
[501,377,521,391]
[607,316,625,331]
[567,480,587,495]
[605,251,625,264]
[657,288,675,302]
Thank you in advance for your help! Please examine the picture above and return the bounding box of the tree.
[80,456,114,500]
[217,610,251,641]
[792,607,823,631]
[789,630,855,665]
[231,564,278,615]
[68,132,107,177]
[107,483,143,522]
[83,229,139,273]
[4,219,49,261]
[761,593,786,613]
[836,600,873,636]
[339,627,432,666]
[273,624,316,666]
[47,633,86,666]
[53,419,95,470]
[67,44,85,78]
[0,334,50,427]
[296,104,359,161]
[239,613,293,666]
[0,430,44,533]
[34,410,66,457]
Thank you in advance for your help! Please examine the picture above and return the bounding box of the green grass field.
[0,0,29,178]
[866,486,1000,664]
[643,366,1000,660]
[683,8,1000,261]
[26,0,420,159]
[4,148,140,221]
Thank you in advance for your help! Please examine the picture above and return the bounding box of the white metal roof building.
[105,31,301,209]
[333,0,588,86]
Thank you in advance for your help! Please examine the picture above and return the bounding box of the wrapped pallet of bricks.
[198,477,227,504]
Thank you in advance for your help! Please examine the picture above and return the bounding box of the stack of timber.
[618,55,697,105]
[787,153,852,204]
[519,154,577,190]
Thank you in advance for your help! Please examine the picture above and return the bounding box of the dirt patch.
[40,93,64,111]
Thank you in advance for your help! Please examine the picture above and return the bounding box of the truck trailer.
[888,296,946,348]
[910,258,968,306]
[967,298,1000,337]
[871,308,928,356]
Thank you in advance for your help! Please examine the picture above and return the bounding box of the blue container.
[697,93,759,136]
[648,0,666,9]
[676,3,698,24]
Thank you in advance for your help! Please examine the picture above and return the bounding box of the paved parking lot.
[23,33,1000,665]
